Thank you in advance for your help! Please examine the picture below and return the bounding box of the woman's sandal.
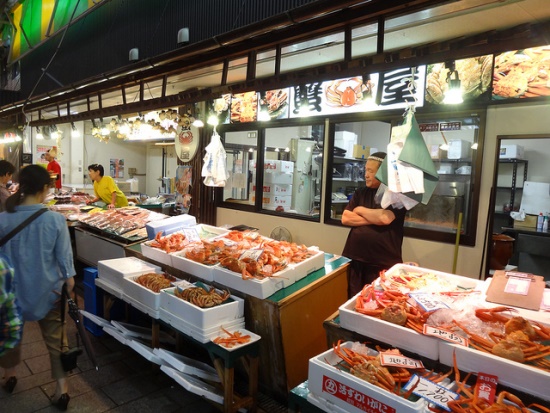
[51,393,70,411]
[2,376,17,393]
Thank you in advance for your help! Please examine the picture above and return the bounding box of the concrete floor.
[1,289,287,413]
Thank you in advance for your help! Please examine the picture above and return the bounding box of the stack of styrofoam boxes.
[122,272,175,319]
[145,214,197,239]
[335,131,357,158]
[250,160,294,210]
[97,257,161,299]
[308,341,428,413]
[159,281,245,343]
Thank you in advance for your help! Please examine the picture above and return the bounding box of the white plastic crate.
[308,341,427,413]
[212,266,287,299]
[159,307,244,343]
[159,285,244,329]
[439,340,550,402]
[338,293,440,360]
[97,257,161,290]
[290,248,325,281]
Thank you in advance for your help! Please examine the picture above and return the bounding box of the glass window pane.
[280,33,344,73]
[262,125,324,218]
[223,130,257,205]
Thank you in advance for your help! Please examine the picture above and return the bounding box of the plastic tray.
[161,365,223,405]
[210,327,261,351]
[153,348,220,382]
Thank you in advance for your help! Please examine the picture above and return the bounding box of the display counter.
[124,242,349,402]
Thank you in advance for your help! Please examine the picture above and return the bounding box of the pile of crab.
[355,276,550,372]
[176,230,317,280]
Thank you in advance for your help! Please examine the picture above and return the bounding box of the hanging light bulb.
[100,120,109,136]
[192,118,204,127]
[50,125,59,140]
[207,114,219,126]
[36,127,44,140]
[443,63,463,104]
[71,122,80,138]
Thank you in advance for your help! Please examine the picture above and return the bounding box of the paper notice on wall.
[520,181,550,215]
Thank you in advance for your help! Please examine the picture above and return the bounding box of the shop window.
[220,123,325,220]
[325,111,485,246]
[261,125,324,217]
[223,130,258,205]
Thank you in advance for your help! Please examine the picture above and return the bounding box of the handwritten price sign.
[182,228,201,243]
[423,325,469,346]
[409,293,450,312]
[379,353,424,369]
[404,374,459,411]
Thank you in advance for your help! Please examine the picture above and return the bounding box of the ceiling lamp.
[71,122,80,138]
[50,125,60,140]
[207,114,219,126]
[443,63,463,105]
[36,127,44,140]
[192,118,204,127]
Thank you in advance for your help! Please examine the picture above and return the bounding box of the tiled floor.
[1,287,287,413]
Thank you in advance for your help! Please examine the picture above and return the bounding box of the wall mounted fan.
[270,226,292,242]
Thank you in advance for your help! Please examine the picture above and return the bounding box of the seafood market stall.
[314,264,550,412]
[70,206,169,266]
[121,229,349,403]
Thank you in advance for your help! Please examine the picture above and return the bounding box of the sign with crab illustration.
[175,125,200,162]
[492,45,550,100]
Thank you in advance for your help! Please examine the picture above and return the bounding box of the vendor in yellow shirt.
[86,163,129,209]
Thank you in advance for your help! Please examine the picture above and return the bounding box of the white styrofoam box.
[160,285,244,329]
[80,310,111,329]
[439,341,550,402]
[338,293,440,360]
[264,172,293,185]
[140,242,174,266]
[95,277,124,299]
[171,251,218,282]
[437,163,454,174]
[122,273,168,312]
[127,339,163,365]
[123,291,160,319]
[153,348,220,382]
[446,139,471,160]
[190,224,229,240]
[111,320,175,345]
[307,390,357,413]
[308,341,427,413]
[159,307,244,343]
[252,183,293,195]
[97,257,161,290]
[290,248,325,282]
[161,366,224,405]
[145,214,197,240]
[499,144,524,160]
[264,160,294,173]
[212,266,287,299]
[381,263,480,292]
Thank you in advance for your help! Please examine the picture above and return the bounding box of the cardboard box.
[513,214,537,228]
[500,144,524,159]
[263,172,293,185]
[263,160,294,173]
[352,144,370,159]
[447,139,471,160]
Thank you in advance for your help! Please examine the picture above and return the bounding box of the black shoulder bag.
[0,208,48,247]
